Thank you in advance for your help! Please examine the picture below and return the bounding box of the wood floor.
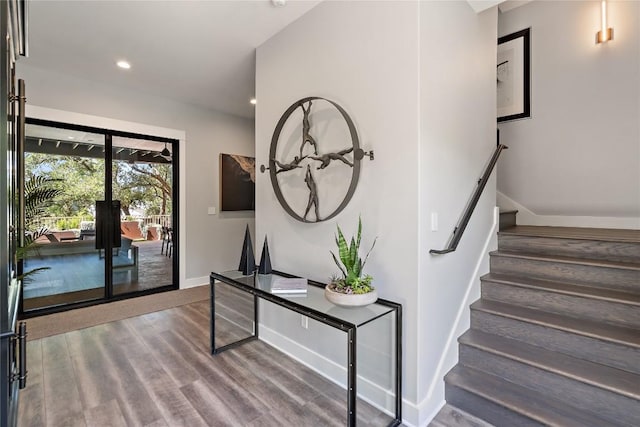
[18,297,392,426]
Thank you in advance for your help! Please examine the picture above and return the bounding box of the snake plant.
[330,217,376,294]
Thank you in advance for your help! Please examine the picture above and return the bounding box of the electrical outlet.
[431,212,438,231]
[300,315,308,329]
[207,206,216,215]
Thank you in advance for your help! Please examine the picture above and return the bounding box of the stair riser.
[490,255,639,292]
[499,212,517,231]
[445,385,545,427]
[498,234,640,264]
[471,310,640,375]
[481,280,640,328]
[460,345,640,427]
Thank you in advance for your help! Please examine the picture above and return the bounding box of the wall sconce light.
[596,0,613,44]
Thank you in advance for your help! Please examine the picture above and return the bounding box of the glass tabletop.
[212,270,395,327]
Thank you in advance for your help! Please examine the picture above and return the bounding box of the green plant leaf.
[331,251,347,278]
[354,258,362,278]
[18,266,50,284]
[337,226,350,267]
[356,216,362,253]
[348,236,357,270]
[361,236,378,272]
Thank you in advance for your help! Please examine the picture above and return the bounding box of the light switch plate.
[208,207,216,215]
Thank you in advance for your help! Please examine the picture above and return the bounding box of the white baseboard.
[497,191,640,229]
[417,207,499,426]
[258,324,408,422]
[182,275,209,289]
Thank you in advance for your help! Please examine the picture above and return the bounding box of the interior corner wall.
[255,0,421,414]
[417,2,498,424]
[497,0,640,225]
[16,64,255,287]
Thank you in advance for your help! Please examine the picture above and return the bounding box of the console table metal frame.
[210,269,402,426]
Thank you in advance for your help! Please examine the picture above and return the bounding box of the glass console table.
[210,269,402,426]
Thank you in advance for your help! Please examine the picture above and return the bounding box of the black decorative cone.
[258,237,272,274]
[238,225,256,275]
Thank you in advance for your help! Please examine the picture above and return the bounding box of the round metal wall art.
[267,97,371,223]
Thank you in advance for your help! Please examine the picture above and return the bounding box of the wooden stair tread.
[430,404,494,427]
[491,250,640,270]
[446,365,619,427]
[499,225,640,243]
[482,273,640,306]
[471,299,640,348]
[460,329,640,400]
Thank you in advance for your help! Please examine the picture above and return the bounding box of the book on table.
[270,278,308,294]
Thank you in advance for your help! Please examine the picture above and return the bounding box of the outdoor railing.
[35,214,172,231]
[32,216,94,231]
[140,215,172,228]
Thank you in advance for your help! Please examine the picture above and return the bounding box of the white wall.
[417,2,498,424]
[256,1,498,425]
[497,0,640,228]
[256,0,421,415]
[17,64,255,287]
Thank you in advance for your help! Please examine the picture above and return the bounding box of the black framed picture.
[497,28,530,122]
[219,153,255,211]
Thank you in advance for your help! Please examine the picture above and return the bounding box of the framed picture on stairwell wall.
[497,28,531,122]
[219,153,255,211]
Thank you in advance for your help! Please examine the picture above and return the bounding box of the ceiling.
[23,0,322,119]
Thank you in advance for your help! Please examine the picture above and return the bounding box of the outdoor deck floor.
[24,240,173,311]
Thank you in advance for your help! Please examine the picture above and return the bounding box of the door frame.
[20,116,181,317]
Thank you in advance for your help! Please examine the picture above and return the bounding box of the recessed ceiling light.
[271,0,286,6]
[250,98,257,105]
[67,136,75,139]
[117,60,131,69]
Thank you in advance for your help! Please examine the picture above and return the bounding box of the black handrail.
[430,143,508,255]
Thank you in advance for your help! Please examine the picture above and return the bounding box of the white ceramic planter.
[324,285,378,308]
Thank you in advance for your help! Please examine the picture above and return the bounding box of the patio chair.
[167,228,174,257]
[163,228,174,258]
[161,226,168,254]
[120,221,145,241]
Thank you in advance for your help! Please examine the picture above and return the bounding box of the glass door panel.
[111,136,174,295]
[22,123,106,311]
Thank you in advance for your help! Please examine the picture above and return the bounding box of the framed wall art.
[497,28,530,122]
[219,153,255,211]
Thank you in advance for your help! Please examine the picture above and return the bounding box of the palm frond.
[19,267,50,284]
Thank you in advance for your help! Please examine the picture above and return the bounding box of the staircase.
[431,212,640,427]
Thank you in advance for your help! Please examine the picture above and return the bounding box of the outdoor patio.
[23,239,174,311]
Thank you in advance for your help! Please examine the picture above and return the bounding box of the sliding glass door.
[22,123,106,311]
[21,120,177,314]
[111,136,173,296]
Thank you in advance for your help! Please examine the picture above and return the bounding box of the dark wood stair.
[431,224,640,426]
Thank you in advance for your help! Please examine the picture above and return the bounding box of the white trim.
[466,0,502,13]
[258,324,408,421]
[25,105,188,289]
[417,207,499,426]
[184,275,209,289]
[26,105,185,140]
[497,191,640,229]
